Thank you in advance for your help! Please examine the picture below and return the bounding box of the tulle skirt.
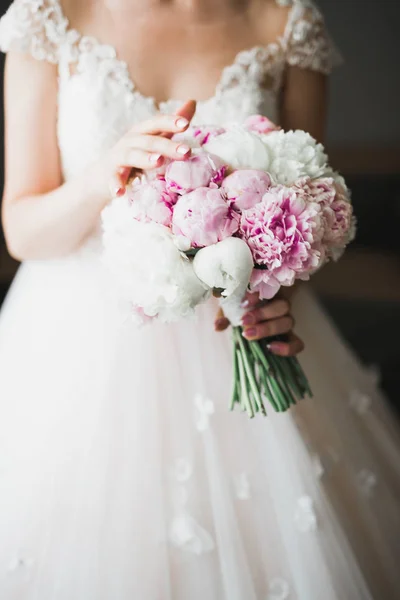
[0,247,399,600]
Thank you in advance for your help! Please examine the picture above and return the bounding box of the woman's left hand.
[214,292,304,357]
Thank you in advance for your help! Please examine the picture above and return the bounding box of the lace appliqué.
[285,2,342,75]
[234,472,251,500]
[267,577,291,600]
[294,496,318,532]
[194,393,215,432]
[356,469,378,498]
[0,0,67,63]
[169,458,215,555]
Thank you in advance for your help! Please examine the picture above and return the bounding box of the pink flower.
[240,185,324,298]
[294,177,354,251]
[166,154,226,195]
[244,115,280,135]
[174,125,226,146]
[172,187,240,248]
[128,177,178,227]
[222,170,272,211]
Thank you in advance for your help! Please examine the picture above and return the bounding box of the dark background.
[0,0,399,408]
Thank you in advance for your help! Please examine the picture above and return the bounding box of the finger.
[241,298,291,326]
[239,291,260,310]
[109,172,128,198]
[127,135,191,160]
[161,100,198,140]
[214,307,230,332]
[118,165,132,186]
[242,315,294,341]
[175,100,197,123]
[268,333,305,357]
[130,114,190,136]
[119,147,165,171]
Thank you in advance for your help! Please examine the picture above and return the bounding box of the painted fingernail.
[267,342,283,354]
[214,318,227,331]
[241,314,255,326]
[177,144,190,155]
[149,154,162,163]
[115,186,126,197]
[176,117,188,128]
[240,299,250,308]
[243,328,257,339]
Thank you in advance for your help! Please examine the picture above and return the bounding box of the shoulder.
[254,0,293,43]
[0,0,87,62]
[255,0,341,75]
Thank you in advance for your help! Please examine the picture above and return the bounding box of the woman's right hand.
[92,101,197,201]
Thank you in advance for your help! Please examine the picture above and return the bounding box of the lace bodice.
[0,0,340,181]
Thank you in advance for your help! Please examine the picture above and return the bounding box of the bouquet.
[102,115,355,417]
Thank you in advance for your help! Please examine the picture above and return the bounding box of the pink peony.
[244,115,280,135]
[172,187,240,248]
[173,125,225,147]
[294,177,354,252]
[222,170,272,211]
[240,185,324,298]
[166,153,226,195]
[128,177,178,227]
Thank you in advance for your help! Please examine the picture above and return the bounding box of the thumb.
[175,99,197,123]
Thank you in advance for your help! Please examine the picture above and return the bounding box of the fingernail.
[267,342,283,354]
[149,154,162,163]
[176,117,188,128]
[241,314,255,326]
[115,186,126,197]
[214,318,226,331]
[240,299,250,308]
[177,145,190,155]
[243,328,257,339]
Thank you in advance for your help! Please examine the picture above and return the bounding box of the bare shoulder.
[252,0,293,44]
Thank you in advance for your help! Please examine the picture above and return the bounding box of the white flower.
[102,197,210,322]
[204,126,271,171]
[263,130,328,185]
[193,237,253,326]
[193,237,253,297]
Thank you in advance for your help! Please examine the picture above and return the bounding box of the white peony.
[204,127,271,171]
[102,197,210,322]
[193,237,253,326]
[262,129,328,185]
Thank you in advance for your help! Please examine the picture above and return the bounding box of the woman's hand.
[94,100,197,200]
[214,292,304,357]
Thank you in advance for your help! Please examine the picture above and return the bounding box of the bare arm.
[1,52,111,261]
[1,52,195,261]
[280,65,328,144]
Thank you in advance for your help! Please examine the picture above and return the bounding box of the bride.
[0,0,399,598]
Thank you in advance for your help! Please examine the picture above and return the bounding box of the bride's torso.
[56,0,295,180]
[0,0,337,179]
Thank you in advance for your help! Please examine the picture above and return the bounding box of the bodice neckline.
[57,0,296,110]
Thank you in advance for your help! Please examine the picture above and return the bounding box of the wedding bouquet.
[102,115,355,417]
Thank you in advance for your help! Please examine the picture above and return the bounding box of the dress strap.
[0,0,68,63]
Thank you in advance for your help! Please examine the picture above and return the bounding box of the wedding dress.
[0,1,399,599]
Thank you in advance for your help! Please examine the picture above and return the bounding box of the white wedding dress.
[0,1,399,599]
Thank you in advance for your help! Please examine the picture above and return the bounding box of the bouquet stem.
[231,327,311,416]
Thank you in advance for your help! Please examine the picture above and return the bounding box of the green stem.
[251,341,290,411]
[231,335,240,410]
[235,330,266,416]
[237,349,255,419]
